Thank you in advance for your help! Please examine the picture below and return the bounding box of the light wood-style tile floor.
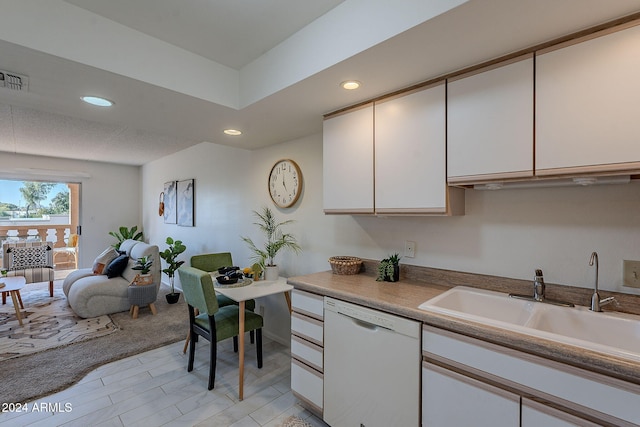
[0,337,328,427]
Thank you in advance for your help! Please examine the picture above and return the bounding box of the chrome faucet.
[509,268,573,307]
[589,251,615,312]
[533,269,545,301]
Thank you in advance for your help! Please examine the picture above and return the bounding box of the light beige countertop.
[288,268,640,386]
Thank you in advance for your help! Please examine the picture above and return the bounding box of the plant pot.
[165,292,181,304]
[264,265,279,281]
[384,265,400,282]
[133,273,153,286]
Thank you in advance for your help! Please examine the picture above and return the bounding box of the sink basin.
[417,286,537,326]
[419,286,640,362]
[526,305,640,356]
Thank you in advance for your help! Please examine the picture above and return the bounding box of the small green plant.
[377,253,401,282]
[0,269,7,277]
[109,226,143,250]
[241,207,301,269]
[132,255,153,275]
[159,237,186,294]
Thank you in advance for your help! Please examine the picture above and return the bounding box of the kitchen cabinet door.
[322,104,374,214]
[422,362,520,427]
[522,399,601,427]
[375,82,453,214]
[536,22,640,176]
[448,55,534,183]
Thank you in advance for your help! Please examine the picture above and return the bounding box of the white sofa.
[63,239,161,318]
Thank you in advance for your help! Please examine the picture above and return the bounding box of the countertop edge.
[288,272,640,386]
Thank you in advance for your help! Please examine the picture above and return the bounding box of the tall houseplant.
[241,207,301,281]
[109,226,143,250]
[159,237,186,304]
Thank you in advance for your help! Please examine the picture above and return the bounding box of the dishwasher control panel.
[325,297,420,338]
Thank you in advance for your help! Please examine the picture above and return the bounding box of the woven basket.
[328,256,362,275]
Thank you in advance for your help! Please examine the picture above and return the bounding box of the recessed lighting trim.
[224,129,242,136]
[341,80,361,90]
[81,96,113,107]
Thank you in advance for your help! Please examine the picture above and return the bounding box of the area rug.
[0,280,188,404]
[0,282,117,361]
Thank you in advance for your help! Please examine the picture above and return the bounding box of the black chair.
[178,266,263,390]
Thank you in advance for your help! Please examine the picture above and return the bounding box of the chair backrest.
[2,241,54,270]
[178,266,220,316]
[190,252,233,273]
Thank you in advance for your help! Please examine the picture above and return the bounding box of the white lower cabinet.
[290,290,324,417]
[422,325,640,427]
[521,398,602,427]
[422,362,519,427]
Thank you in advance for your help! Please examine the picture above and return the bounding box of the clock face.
[269,159,302,208]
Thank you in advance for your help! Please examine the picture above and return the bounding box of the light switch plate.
[623,260,640,288]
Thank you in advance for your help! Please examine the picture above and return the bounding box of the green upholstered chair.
[178,266,263,390]
[190,253,256,312]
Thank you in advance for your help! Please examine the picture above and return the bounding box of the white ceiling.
[0,0,639,166]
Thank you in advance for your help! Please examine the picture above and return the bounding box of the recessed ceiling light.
[81,96,113,107]
[340,80,361,90]
[224,129,242,136]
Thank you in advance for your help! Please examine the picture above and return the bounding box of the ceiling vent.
[0,70,28,91]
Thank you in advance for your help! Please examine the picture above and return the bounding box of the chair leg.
[208,338,217,390]
[233,336,238,353]
[256,328,263,369]
[49,281,53,297]
[187,331,196,373]
[250,330,255,344]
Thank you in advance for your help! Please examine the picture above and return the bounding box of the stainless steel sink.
[419,286,640,362]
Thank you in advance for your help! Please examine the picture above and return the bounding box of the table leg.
[284,291,292,314]
[10,291,23,326]
[239,300,245,401]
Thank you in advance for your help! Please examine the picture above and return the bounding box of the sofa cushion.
[105,254,129,278]
[92,247,119,274]
[7,245,52,269]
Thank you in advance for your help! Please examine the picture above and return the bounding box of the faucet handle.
[534,269,545,301]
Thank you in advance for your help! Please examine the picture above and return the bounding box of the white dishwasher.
[323,297,421,427]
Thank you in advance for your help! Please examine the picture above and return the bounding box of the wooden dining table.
[209,274,293,400]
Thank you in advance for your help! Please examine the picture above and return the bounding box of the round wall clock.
[269,159,302,208]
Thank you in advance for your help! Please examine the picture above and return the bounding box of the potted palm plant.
[241,207,301,281]
[159,237,186,303]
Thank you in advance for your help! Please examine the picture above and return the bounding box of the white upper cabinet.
[323,104,374,214]
[447,55,534,183]
[375,82,452,214]
[536,22,640,176]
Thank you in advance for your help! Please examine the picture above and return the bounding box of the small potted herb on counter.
[377,253,401,282]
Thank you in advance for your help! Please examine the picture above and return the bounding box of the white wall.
[142,133,640,343]
[1,153,140,266]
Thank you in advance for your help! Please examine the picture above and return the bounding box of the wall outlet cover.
[623,260,640,288]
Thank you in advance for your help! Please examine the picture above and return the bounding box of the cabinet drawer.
[291,289,323,320]
[291,335,323,372]
[423,326,640,426]
[291,312,323,346]
[291,358,323,416]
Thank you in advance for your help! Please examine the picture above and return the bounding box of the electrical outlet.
[623,260,640,288]
[259,305,265,317]
[404,240,416,258]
